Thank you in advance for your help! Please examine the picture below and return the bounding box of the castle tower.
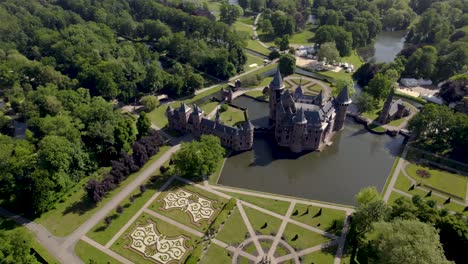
[269,68,285,124]
[215,108,222,124]
[333,86,352,131]
[378,87,394,124]
[228,88,234,103]
[178,103,191,131]
[291,108,307,153]
[242,110,255,150]
[190,104,204,137]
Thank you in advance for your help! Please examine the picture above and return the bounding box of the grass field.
[405,163,468,198]
[244,206,282,236]
[301,246,337,264]
[75,240,120,264]
[37,146,171,236]
[244,89,266,99]
[368,123,387,133]
[216,106,246,126]
[238,16,255,25]
[199,101,219,114]
[216,207,249,245]
[200,244,232,264]
[290,204,346,235]
[222,191,291,215]
[306,83,323,94]
[283,223,331,250]
[244,54,264,71]
[289,26,316,45]
[387,117,406,127]
[87,174,171,245]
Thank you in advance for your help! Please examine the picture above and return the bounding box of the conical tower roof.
[269,68,284,90]
[335,86,352,104]
[315,90,323,105]
[179,103,190,112]
[296,108,307,124]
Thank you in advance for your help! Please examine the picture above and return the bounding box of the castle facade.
[268,69,351,153]
[166,103,254,151]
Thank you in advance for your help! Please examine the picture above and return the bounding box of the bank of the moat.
[217,96,404,205]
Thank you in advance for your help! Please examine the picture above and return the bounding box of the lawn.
[301,247,337,264]
[233,22,253,36]
[282,223,331,251]
[222,191,291,215]
[216,106,246,126]
[200,244,232,264]
[216,207,249,246]
[148,179,228,232]
[199,101,219,114]
[244,54,264,71]
[405,163,468,198]
[37,146,172,236]
[75,240,120,264]
[289,28,316,45]
[246,39,271,55]
[290,204,345,235]
[208,152,227,185]
[341,50,364,68]
[306,83,323,95]
[243,206,282,236]
[388,191,408,205]
[394,171,413,192]
[110,212,200,264]
[238,16,255,25]
[387,117,406,127]
[244,89,265,99]
[86,174,171,245]
[368,123,387,133]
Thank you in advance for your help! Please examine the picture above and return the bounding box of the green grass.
[387,191,408,205]
[199,101,219,114]
[216,106,246,126]
[37,146,172,236]
[30,238,60,264]
[394,171,413,192]
[222,191,291,215]
[341,50,364,68]
[148,179,228,232]
[283,223,331,250]
[75,240,121,264]
[208,153,227,185]
[110,212,199,264]
[244,206,282,236]
[238,16,255,25]
[244,54,264,71]
[87,174,171,245]
[306,83,323,95]
[368,123,386,133]
[233,22,253,36]
[289,28,316,44]
[246,39,271,55]
[216,207,249,246]
[387,117,406,127]
[381,156,401,196]
[200,244,232,264]
[290,204,345,235]
[244,90,265,98]
[301,246,337,264]
[405,163,468,198]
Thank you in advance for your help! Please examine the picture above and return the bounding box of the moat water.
[359,31,407,63]
[217,97,404,205]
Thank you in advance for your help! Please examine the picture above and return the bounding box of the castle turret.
[314,90,323,106]
[215,108,222,124]
[242,110,254,150]
[269,68,285,124]
[333,86,352,131]
[177,103,191,131]
[294,81,304,100]
[190,104,204,137]
[291,108,307,153]
[228,88,234,103]
[378,87,394,124]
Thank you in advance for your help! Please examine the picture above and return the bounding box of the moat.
[217,96,404,205]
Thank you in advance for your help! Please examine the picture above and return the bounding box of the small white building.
[400,78,419,87]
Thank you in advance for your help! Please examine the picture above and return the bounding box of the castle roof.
[294,84,304,99]
[335,86,352,104]
[269,69,284,90]
[191,104,203,116]
[315,90,323,105]
[179,103,191,112]
[389,99,405,116]
[166,105,174,113]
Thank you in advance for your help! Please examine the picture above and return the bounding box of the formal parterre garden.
[76,174,348,264]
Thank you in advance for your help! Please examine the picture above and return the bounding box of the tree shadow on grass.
[62,197,98,216]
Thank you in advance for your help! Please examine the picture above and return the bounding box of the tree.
[403,46,438,80]
[314,26,352,57]
[317,42,340,63]
[220,4,243,25]
[366,220,451,264]
[239,0,250,10]
[250,0,266,12]
[274,35,289,51]
[365,73,393,101]
[0,228,39,264]
[356,92,378,113]
[172,135,225,178]
[140,95,159,112]
[136,112,151,139]
[278,54,295,76]
[260,19,274,36]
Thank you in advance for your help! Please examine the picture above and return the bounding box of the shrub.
[140,95,159,112]
[219,104,229,113]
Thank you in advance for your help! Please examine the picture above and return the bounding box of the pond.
[359,31,407,63]
[217,115,404,205]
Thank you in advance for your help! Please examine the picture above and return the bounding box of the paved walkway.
[383,146,409,202]
[268,202,296,256]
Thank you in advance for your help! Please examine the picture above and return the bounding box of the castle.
[166,103,254,151]
[166,68,351,153]
[268,69,351,152]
